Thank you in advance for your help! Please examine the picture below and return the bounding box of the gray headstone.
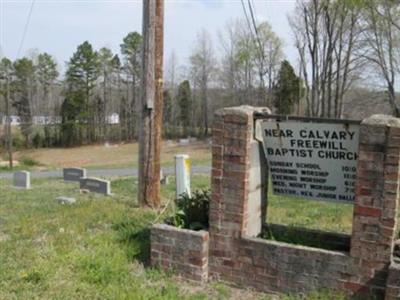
[80,177,111,195]
[63,167,87,182]
[160,175,169,185]
[160,169,169,185]
[13,171,30,189]
[56,196,76,205]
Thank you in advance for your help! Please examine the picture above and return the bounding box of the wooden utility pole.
[138,0,164,208]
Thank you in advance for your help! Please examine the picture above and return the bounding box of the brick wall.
[149,108,400,298]
[150,224,209,282]
[386,262,400,300]
[209,108,400,298]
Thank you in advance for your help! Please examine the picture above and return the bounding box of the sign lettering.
[259,121,359,202]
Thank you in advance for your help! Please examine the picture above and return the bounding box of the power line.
[240,0,267,88]
[17,0,36,58]
[247,0,267,71]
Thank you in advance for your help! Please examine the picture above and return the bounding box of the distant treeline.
[1,1,400,149]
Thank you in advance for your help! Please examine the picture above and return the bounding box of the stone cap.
[215,106,271,118]
[362,114,400,127]
[152,223,209,237]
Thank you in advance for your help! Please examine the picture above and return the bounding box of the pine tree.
[177,80,192,136]
[120,32,142,140]
[64,41,99,144]
[13,57,35,146]
[36,53,59,114]
[274,60,303,115]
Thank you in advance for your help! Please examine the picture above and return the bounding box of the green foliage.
[36,53,58,90]
[120,32,142,77]
[177,80,192,135]
[60,91,86,147]
[65,41,99,94]
[168,189,210,230]
[20,156,40,167]
[13,58,35,145]
[61,41,100,146]
[274,60,303,115]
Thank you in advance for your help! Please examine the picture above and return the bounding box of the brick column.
[350,115,400,295]
[209,106,269,279]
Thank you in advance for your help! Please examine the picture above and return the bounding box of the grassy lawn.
[0,175,272,300]
[0,141,211,172]
[268,193,353,234]
[0,174,351,299]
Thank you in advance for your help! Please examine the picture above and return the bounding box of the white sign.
[258,120,360,202]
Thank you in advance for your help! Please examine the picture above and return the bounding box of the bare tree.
[360,0,400,116]
[289,0,362,118]
[189,29,216,135]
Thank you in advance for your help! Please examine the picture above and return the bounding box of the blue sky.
[0,0,297,72]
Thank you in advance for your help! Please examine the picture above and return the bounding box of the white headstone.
[13,171,30,189]
[175,154,191,198]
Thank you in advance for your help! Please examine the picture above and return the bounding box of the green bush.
[20,157,40,167]
[166,189,210,230]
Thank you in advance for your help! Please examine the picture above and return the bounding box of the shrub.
[166,189,210,230]
[20,157,40,167]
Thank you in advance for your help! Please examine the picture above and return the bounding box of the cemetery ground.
[0,174,352,299]
[0,140,211,172]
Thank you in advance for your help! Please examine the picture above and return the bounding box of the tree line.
[1,0,400,149]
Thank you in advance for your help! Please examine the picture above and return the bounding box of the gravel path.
[0,165,211,179]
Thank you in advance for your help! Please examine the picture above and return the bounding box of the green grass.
[267,192,353,234]
[0,156,42,173]
[0,175,351,299]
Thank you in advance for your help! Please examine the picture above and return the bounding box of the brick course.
[208,110,400,298]
[150,108,400,299]
[150,224,209,282]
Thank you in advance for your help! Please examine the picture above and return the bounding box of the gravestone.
[80,177,111,195]
[160,169,169,185]
[63,167,87,182]
[175,154,191,198]
[13,171,30,189]
[56,196,76,205]
[179,138,190,146]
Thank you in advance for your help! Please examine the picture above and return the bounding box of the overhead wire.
[241,0,267,88]
[17,0,36,58]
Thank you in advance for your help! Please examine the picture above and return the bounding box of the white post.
[174,154,191,198]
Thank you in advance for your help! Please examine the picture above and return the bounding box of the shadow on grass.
[112,218,151,266]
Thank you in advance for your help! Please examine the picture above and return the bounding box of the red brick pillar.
[350,115,400,296]
[209,106,269,280]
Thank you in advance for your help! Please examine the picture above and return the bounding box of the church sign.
[258,120,360,202]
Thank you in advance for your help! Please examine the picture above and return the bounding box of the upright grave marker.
[80,177,111,196]
[175,154,191,198]
[13,171,30,189]
[63,167,87,182]
[258,120,360,202]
